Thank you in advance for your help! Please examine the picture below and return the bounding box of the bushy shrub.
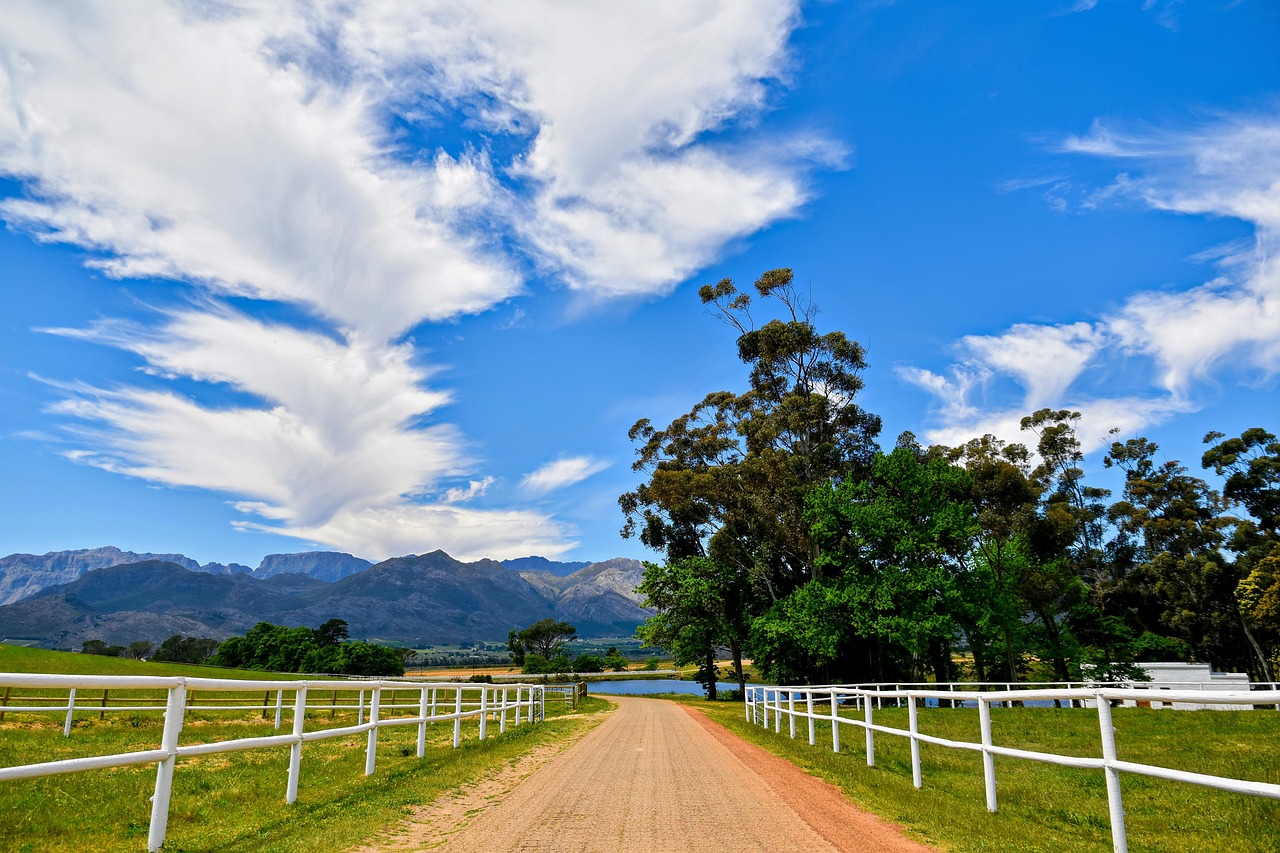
[522,653,550,674]
[572,654,605,673]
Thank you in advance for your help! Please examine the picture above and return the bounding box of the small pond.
[588,678,739,696]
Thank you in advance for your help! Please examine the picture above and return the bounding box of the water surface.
[588,678,738,696]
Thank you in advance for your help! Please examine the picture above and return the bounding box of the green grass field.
[688,696,1280,852]
[0,646,612,852]
[0,644,311,679]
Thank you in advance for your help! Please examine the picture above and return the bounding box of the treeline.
[81,635,218,664]
[623,269,1278,696]
[208,619,404,677]
[505,619,629,673]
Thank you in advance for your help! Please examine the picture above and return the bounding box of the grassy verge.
[0,645,310,680]
[683,697,1280,853]
[0,646,612,852]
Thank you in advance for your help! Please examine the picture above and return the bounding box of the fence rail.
[0,672,546,851]
[745,682,1280,853]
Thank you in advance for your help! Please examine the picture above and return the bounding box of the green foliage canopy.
[208,619,403,677]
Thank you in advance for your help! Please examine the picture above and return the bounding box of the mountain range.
[0,546,598,606]
[0,547,652,650]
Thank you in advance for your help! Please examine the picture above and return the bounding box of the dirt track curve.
[354,695,934,853]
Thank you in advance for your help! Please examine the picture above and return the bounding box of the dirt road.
[357,696,933,852]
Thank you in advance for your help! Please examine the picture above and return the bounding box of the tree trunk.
[1237,607,1273,682]
[930,638,952,708]
[731,640,745,694]
[704,642,717,701]
[1004,629,1018,683]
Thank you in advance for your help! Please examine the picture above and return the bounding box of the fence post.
[499,687,508,734]
[357,689,365,726]
[364,687,381,776]
[830,691,841,753]
[540,685,545,722]
[762,689,769,730]
[453,687,463,747]
[774,689,782,734]
[262,691,270,719]
[479,687,488,740]
[908,695,922,789]
[864,692,875,767]
[274,689,283,730]
[979,697,997,812]
[1097,694,1129,853]
[286,685,308,804]
[417,687,428,758]
[807,691,815,746]
[63,687,76,737]
[100,689,109,721]
[147,681,187,852]
[0,685,9,722]
[788,691,796,739]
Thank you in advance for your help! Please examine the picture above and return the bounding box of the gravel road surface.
[356,695,933,852]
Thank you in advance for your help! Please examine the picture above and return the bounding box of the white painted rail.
[745,683,1280,853]
[0,673,545,851]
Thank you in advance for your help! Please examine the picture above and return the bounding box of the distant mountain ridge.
[0,547,201,605]
[499,556,592,576]
[0,546,602,605]
[252,552,371,582]
[0,552,651,649]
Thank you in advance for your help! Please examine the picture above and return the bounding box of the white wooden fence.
[745,683,1280,853]
[0,673,546,851]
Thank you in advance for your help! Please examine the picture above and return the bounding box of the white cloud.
[961,322,1102,409]
[0,1,818,558]
[908,112,1280,450]
[442,477,495,504]
[44,310,466,526]
[340,0,817,297]
[0,2,520,340]
[520,457,610,496]
[236,503,576,563]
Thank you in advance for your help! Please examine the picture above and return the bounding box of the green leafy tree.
[621,269,880,589]
[1017,410,1114,681]
[81,639,123,657]
[620,270,881,687]
[208,621,401,676]
[792,446,978,684]
[572,654,605,673]
[603,648,629,672]
[1105,437,1251,674]
[521,654,550,674]
[637,556,747,698]
[939,434,1041,681]
[315,618,350,647]
[507,619,577,664]
[302,641,403,677]
[153,635,218,664]
[125,641,155,660]
[1203,427,1280,679]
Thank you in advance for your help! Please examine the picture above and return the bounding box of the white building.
[1125,661,1252,710]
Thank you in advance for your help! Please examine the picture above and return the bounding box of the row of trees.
[506,619,629,673]
[81,635,219,663]
[208,619,404,677]
[622,269,1278,697]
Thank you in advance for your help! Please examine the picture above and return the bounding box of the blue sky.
[0,1,1276,567]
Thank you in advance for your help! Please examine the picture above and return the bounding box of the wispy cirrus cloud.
[0,1,818,558]
[905,110,1280,451]
[520,456,610,496]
